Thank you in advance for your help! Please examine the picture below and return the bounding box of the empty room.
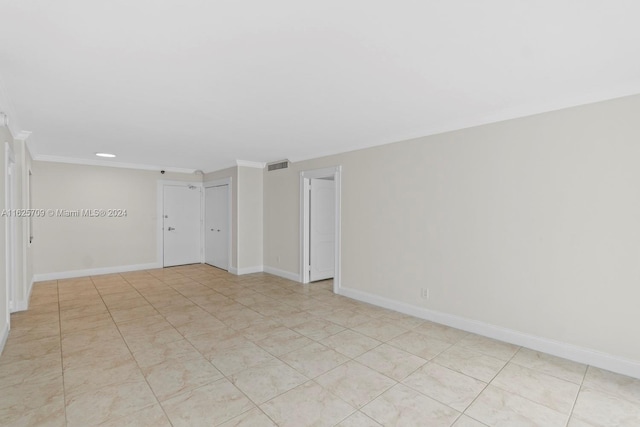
[1,1,639,426]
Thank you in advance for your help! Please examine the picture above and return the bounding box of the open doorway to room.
[300,166,341,293]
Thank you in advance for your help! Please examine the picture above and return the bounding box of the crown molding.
[14,130,32,140]
[32,154,196,174]
[236,159,266,169]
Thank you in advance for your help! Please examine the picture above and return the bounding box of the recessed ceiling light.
[95,152,116,158]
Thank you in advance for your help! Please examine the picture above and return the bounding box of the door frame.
[204,177,233,271]
[5,142,16,318]
[156,180,204,267]
[300,166,342,293]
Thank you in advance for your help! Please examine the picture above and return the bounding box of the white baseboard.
[32,262,161,282]
[229,265,264,275]
[263,266,301,282]
[338,286,640,380]
[0,322,8,356]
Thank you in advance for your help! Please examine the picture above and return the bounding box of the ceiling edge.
[33,154,196,174]
[287,85,640,164]
[236,159,266,169]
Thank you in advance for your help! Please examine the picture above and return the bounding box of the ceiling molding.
[236,159,266,169]
[33,154,196,174]
[200,162,240,175]
[14,130,32,140]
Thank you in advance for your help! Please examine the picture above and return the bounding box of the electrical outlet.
[276,256,281,264]
[420,288,430,299]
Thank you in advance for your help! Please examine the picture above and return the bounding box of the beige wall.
[237,166,263,269]
[32,162,199,275]
[264,165,300,273]
[264,94,640,362]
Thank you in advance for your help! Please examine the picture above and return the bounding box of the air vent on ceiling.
[267,160,289,171]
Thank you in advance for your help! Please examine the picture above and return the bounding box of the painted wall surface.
[204,167,238,269]
[32,161,199,275]
[263,94,640,362]
[0,125,10,349]
[237,166,263,269]
[264,165,300,273]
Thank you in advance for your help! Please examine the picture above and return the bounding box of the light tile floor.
[1,264,639,426]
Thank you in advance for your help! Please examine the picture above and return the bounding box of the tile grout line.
[56,279,70,427]
[564,364,588,427]
[107,271,179,426]
[111,269,264,426]
[169,269,283,426]
[21,265,634,426]
[454,342,522,425]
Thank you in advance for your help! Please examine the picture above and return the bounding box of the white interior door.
[309,178,335,281]
[205,185,229,270]
[163,185,201,267]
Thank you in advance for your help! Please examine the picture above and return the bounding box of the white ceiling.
[1,1,639,172]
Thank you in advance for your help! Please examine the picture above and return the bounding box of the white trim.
[204,177,233,271]
[236,160,266,169]
[32,262,160,282]
[202,163,239,174]
[33,154,196,174]
[5,142,16,325]
[13,276,33,312]
[26,167,32,248]
[338,286,640,380]
[263,266,301,282]
[230,265,264,275]
[300,166,342,294]
[14,131,31,141]
[0,322,8,356]
[156,182,164,268]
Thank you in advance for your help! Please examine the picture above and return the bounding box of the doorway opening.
[300,166,342,293]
